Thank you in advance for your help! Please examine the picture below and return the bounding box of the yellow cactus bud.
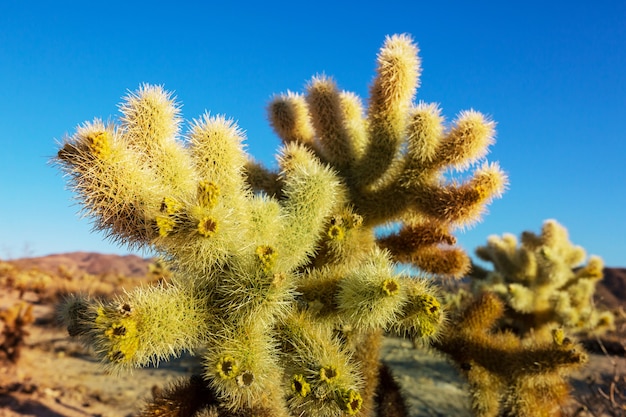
[93,305,142,365]
[216,356,239,379]
[156,215,176,237]
[381,278,400,296]
[291,374,311,397]
[86,130,112,159]
[160,196,183,215]
[319,365,339,382]
[197,216,218,237]
[105,319,140,364]
[552,328,565,346]
[327,224,345,241]
[256,245,277,272]
[338,388,363,415]
[197,180,220,208]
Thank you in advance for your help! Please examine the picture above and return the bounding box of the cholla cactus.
[435,292,588,417]
[470,219,614,336]
[55,34,506,417]
[260,35,507,279]
[0,302,34,363]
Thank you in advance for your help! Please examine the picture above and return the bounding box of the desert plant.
[0,301,35,363]
[469,219,614,337]
[55,34,508,416]
[0,262,53,301]
[434,292,588,417]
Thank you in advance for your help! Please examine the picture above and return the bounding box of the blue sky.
[1,1,625,267]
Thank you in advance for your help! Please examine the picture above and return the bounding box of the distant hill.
[6,251,153,278]
[596,267,626,310]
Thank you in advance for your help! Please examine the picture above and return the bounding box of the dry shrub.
[0,302,34,363]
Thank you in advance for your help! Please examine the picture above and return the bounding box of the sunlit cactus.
[435,292,588,417]
[470,219,614,337]
[263,34,507,279]
[55,34,506,416]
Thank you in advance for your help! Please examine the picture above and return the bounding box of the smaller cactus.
[470,219,614,336]
[434,292,588,417]
[0,302,34,363]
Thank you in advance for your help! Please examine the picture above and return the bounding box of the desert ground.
[1,252,624,417]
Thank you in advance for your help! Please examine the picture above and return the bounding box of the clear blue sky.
[1,1,625,267]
